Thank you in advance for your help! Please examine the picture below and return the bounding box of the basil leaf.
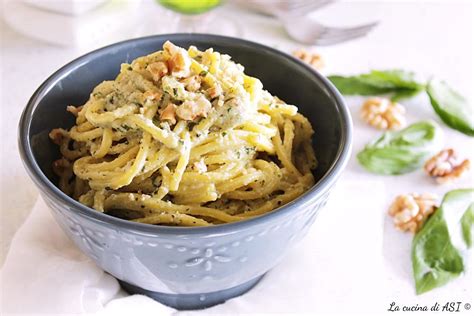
[359,70,424,90]
[327,75,394,96]
[427,79,474,136]
[461,203,474,247]
[357,121,442,174]
[328,69,424,99]
[412,189,474,294]
[391,88,425,102]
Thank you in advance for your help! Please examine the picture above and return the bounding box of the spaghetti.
[50,41,317,226]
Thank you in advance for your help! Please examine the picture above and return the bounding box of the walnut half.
[292,48,324,70]
[424,149,470,184]
[361,97,406,130]
[388,193,438,233]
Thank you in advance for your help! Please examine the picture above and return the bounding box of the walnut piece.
[181,75,201,92]
[388,193,438,233]
[292,48,324,70]
[163,40,191,77]
[159,103,177,125]
[424,149,470,183]
[146,62,168,82]
[143,91,162,101]
[360,97,406,130]
[176,95,212,121]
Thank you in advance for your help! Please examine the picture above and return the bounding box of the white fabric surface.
[1,1,473,314]
[0,177,387,315]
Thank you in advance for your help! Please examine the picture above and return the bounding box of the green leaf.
[412,189,474,294]
[357,121,443,175]
[327,75,394,96]
[461,203,474,247]
[427,79,474,136]
[391,88,424,102]
[359,70,424,90]
[328,69,424,99]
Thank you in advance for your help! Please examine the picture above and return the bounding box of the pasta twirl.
[50,41,317,226]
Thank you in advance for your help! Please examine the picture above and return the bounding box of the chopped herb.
[199,70,208,76]
[178,140,184,145]
[172,87,178,97]
[128,66,132,71]
[222,131,227,137]
[227,107,232,113]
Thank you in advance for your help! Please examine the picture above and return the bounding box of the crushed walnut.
[143,91,162,102]
[146,62,168,82]
[424,149,470,184]
[160,103,177,125]
[181,75,201,92]
[388,193,438,233]
[163,41,191,77]
[360,97,406,130]
[175,95,212,121]
[292,48,324,70]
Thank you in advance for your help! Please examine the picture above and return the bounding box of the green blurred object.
[157,0,222,14]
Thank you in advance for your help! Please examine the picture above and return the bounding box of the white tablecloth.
[1,177,388,314]
[1,0,473,314]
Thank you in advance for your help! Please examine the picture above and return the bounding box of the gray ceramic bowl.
[18,34,352,310]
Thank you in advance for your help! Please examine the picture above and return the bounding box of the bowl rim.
[18,33,352,235]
